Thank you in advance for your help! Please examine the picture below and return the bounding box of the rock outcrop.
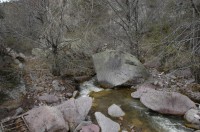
[92,50,149,88]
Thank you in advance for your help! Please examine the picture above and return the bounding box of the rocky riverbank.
[1,50,200,132]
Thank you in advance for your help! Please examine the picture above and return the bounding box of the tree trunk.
[52,54,60,76]
[51,46,60,76]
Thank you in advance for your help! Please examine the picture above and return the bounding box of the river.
[79,79,194,132]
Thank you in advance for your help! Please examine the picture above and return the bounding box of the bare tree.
[105,0,141,57]
[10,0,69,76]
[38,0,68,76]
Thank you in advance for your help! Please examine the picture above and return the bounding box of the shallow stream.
[79,79,194,132]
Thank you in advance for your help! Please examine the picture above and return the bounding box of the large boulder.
[25,106,69,132]
[92,50,149,88]
[95,112,120,132]
[140,90,196,115]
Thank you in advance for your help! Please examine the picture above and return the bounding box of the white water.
[79,78,103,97]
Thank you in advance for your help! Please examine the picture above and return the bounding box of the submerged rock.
[92,50,149,88]
[140,90,196,115]
[108,104,125,117]
[95,112,120,132]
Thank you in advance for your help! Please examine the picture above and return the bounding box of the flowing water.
[79,79,194,132]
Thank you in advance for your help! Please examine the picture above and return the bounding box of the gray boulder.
[140,90,196,115]
[92,50,149,88]
[95,112,120,132]
[25,106,69,132]
[108,104,125,117]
